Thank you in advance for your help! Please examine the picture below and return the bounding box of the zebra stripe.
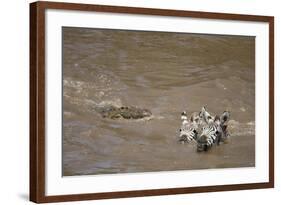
[197,123,220,151]
[179,123,198,143]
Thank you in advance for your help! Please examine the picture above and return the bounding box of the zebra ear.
[181,111,188,121]
[220,111,230,125]
[190,113,199,123]
[191,113,200,123]
[190,114,194,122]
[200,106,213,123]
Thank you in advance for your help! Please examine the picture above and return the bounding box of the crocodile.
[95,105,152,120]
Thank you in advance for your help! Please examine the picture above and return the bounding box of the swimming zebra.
[178,111,201,143]
[196,107,230,152]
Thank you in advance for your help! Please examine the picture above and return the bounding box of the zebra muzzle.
[197,135,210,151]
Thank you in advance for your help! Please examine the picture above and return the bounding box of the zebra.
[178,111,201,143]
[196,107,230,152]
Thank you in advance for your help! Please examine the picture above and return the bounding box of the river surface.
[62,27,255,176]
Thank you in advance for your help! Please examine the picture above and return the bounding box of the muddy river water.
[62,27,255,176]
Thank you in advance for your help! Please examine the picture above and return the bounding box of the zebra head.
[178,111,200,144]
[197,107,230,152]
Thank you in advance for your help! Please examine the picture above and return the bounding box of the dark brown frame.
[30,1,274,203]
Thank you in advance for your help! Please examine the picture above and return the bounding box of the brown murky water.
[62,27,255,176]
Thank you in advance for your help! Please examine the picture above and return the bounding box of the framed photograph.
[30,1,274,203]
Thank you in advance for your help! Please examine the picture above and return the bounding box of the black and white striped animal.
[178,111,201,143]
[196,107,230,152]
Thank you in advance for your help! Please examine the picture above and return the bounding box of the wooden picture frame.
[30,1,274,203]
